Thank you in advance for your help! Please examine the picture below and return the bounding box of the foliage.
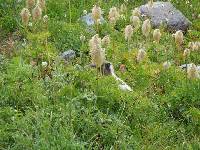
[0,0,200,149]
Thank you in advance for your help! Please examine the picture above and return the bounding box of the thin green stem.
[96,68,99,103]
[69,0,72,25]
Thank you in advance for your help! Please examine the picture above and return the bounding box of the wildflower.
[153,29,161,43]
[130,16,140,30]
[92,5,102,24]
[137,48,146,63]
[163,61,171,70]
[120,3,127,14]
[108,7,120,25]
[26,0,35,9]
[28,22,33,27]
[109,17,117,26]
[42,61,48,68]
[125,25,133,41]
[187,63,200,79]
[102,35,110,47]
[20,8,31,26]
[132,8,141,17]
[189,42,199,51]
[43,15,48,23]
[175,30,184,46]
[38,0,45,10]
[183,48,190,58]
[142,19,151,37]
[89,34,105,68]
[120,14,126,20]
[83,10,87,15]
[80,34,86,43]
[32,4,42,21]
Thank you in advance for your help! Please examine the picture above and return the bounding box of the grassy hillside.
[0,0,200,149]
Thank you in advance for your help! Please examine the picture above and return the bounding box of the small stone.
[61,50,76,61]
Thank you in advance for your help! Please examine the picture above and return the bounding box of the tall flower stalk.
[89,34,105,95]
[183,48,190,87]
[174,30,184,51]
[153,29,161,61]
[125,25,133,51]
[108,6,119,59]
[92,5,102,33]
[142,19,151,43]
[20,8,31,66]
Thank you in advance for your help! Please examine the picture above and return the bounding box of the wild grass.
[0,0,200,149]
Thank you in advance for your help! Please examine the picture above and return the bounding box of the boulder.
[61,50,76,61]
[139,1,191,32]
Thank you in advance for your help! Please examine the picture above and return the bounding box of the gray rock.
[80,13,105,26]
[61,50,76,61]
[139,2,191,32]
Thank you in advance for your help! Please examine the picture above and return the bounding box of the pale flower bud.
[38,0,46,10]
[42,61,48,68]
[153,29,161,43]
[96,19,101,25]
[125,25,133,41]
[175,30,184,46]
[137,48,146,63]
[187,63,200,79]
[83,10,87,15]
[102,35,111,47]
[183,48,190,58]
[20,8,31,26]
[132,8,141,17]
[188,42,197,51]
[92,5,102,23]
[163,61,171,70]
[142,19,151,37]
[130,16,140,30]
[108,7,120,25]
[120,15,126,20]
[26,0,35,9]
[43,15,48,23]
[109,17,117,26]
[89,34,105,68]
[120,3,127,14]
[32,5,42,21]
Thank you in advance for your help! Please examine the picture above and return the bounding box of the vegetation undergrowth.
[0,0,200,149]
